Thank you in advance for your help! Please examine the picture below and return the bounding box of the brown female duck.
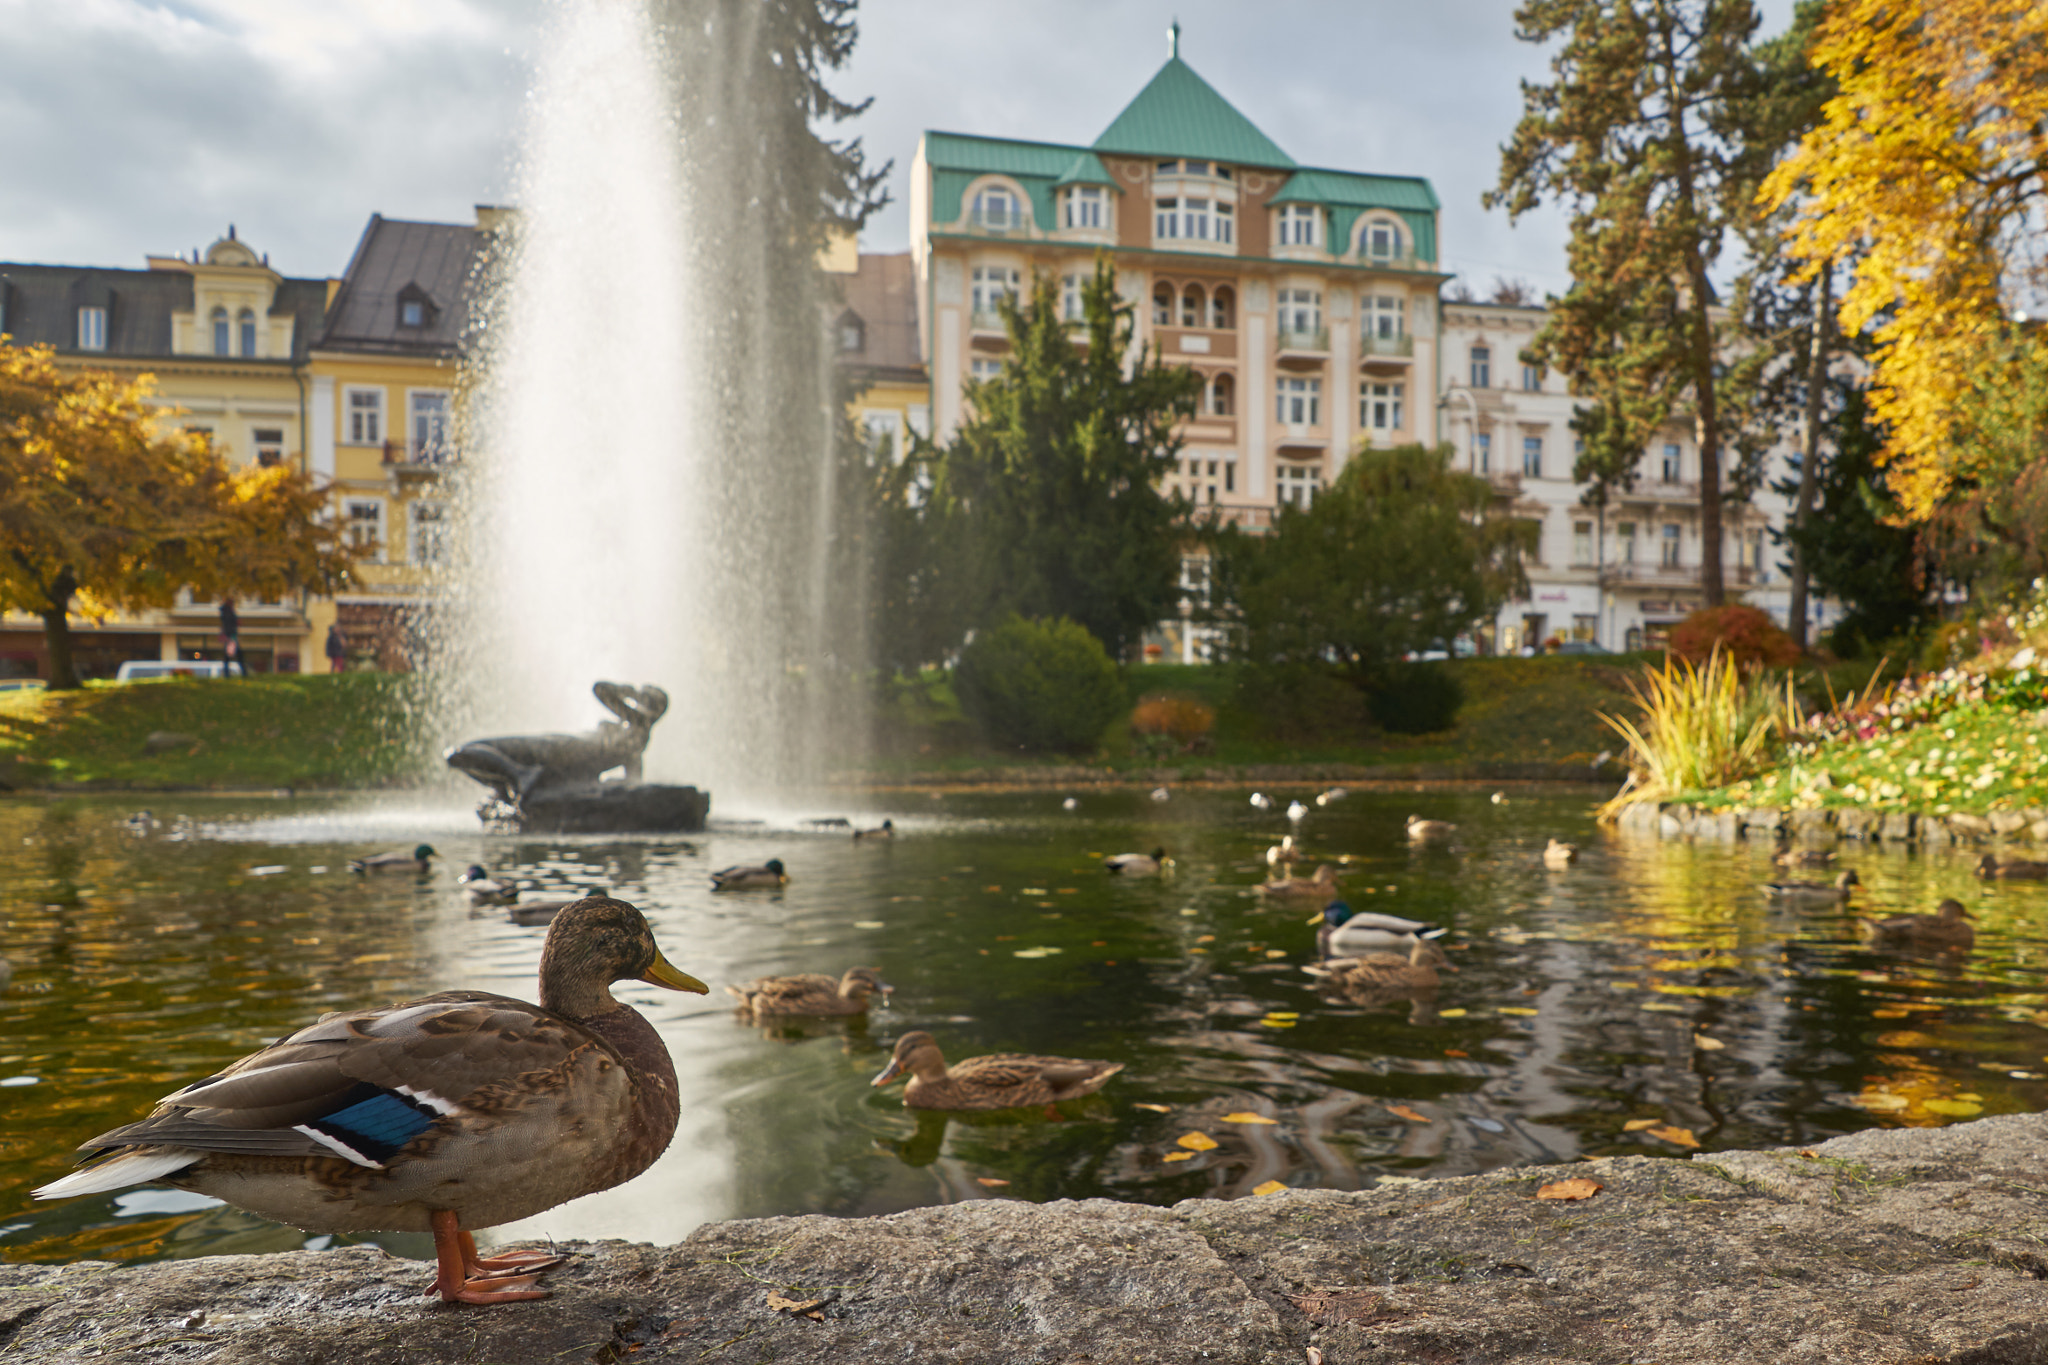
[729,966,890,1017]
[870,1031,1122,1110]
[33,896,706,1306]
[1303,935,1451,992]
[1977,854,2048,880]
[1864,898,1975,950]
[1257,862,1341,899]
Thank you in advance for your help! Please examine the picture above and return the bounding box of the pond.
[2,785,2044,1267]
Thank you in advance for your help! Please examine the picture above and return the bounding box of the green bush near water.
[1366,661,1467,735]
[952,615,1125,754]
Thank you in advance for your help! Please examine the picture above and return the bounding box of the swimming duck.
[853,819,894,841]
[1863,898,1974,950]
[1773,847,1836,868]
[1266,835,1302,868]
[729,966,890,1017]
[1105,847,1169,876]
[1763,869,1859,901]
[506,897,578,927]
[1303,936,1450,992]
[32,895,707,1306]
[1149,787,1170,803]
[1490,791,1509,805]
[349,844,437,874]
[1314,901,1446,956]
[1406,816,1457,844]
[1286,800,1309,825]
[1258,863,1340,899]
[1249,792,1273,810]
[1061,797,1079,811]
[870,1031,1123,1110]
[1542,839,1578,869]
[711,858,788,891]
[458,865,517,906]
[1977,854,2048,880]
[1315,787,1347,807]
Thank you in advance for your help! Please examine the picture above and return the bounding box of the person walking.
[324,623,349,674]
[218,597,244,678]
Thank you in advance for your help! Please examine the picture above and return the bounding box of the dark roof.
[317,215,486,357]
[0,263,327,362]
[836,252,921,378]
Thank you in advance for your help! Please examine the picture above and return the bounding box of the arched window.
[238,308,256,357]
[970,184,1021,230]
[1152,283,1174,326]
[1210,285,1235,330]
[1360,216,1405,260]
[211,306,230,356]
[1209,372,1235,416]
[1181,284,1206,328]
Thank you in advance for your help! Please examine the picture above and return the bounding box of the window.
[1470,345,1491,388]
[1179,554,1212,605]
[1572,614,1598,643]
[1522,364,1542,391]
[1277,204,1319,247]
[1573,521,1594,566]
[1214,202,1234,245]
[1661,442,1682,482]
[1061,273,1085,323]
[1741,527,1766,580]
[839,317,864,352]
[401,299,424,327]
[970,266,1018,320]
[212,307,230,356]
[344,498,385,560]
[1181,284,1205,327]
[1475,431,1492,472]
[1155,196,1180,239]
[971,186,1019,230]
[1275,375,1321,426]
[1210,285,1235,329]
[1362,381,1404,430]
[1362,218,1400,259]
[1065,186,1105,230]
[252,427,284,469]
[409,501,448,565]
[239,308,257,357]
[1617,520,1638,563]
[1208,373,1235,416]
[1152,282,1173,326]
[1277,287,1321,340]
[1661,523,1682,567]
[1182,198,1211,240]
[1522,435,1543,478]
[969,356,1005,381]
[1365,294,1404,339]
[411,391,450,463]
[1277,463,1321,508]
[344,387,384,445]
[1179,455,1236,506]
[862,410,904,460]
[76,305,106,351]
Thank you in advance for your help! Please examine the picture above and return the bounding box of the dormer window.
[1064,186,1105,230]
[402,300,423,327]
[1361,216,1404,260]
[1277,205,1320,247]
[837,311,865,353]
[395,283,438,331]
[76,306,106,351]
[971,186,1019,231]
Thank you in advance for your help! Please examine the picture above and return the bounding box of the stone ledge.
[8,1114,2048,1363]
[1615,797,2048,846]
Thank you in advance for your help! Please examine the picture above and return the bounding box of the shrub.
[1669,604,1799,668]
[1129,693,1216,752]
[952,615,1124,753]
[1367,661,1465,734]
[1598,649,1794,818]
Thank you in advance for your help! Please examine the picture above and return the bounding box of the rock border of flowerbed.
[1614,798,2048,845]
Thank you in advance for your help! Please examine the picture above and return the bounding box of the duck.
[729,966,890,1017]
[1286,800,1309,825]
[711,858,788,891]
[1149,787,1170,803]
[1863,898,1975,951]
[1763,869,1860,901]
[32,895,707,1306]
[1490,791,1509,805]
[1303,936,1450,992]
[1258,863,1341,899]
[1105,847,1168,876]
[1542,839,1578,869]
[1315,787,1347,807]
[349,844,437,874]
[1249,792,1273,810]
[1061,797,1079,811]
[870,1031,1123,1110]
[1314,901,1446,956]
[853,819,894,841]
[506,897,579,927]
[1266,835,1302,868]
[1406,816,1457,844]
[1773,847,1836,868]
[458,864,517,906]
[1977,854,2048,880]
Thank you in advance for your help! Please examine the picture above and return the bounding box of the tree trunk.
[1787,264,1832,650]
[41,601,79,689]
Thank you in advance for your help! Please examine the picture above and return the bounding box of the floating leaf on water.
[248,865,287,877]
[1196,934,1215,943]
[1177,1131,1220,1151]
[1646,1125,1700,1148]
[1132,1103,1172,1114]
[1444,1048,1469,1058]
[1252,1180,1287,1196]
[1468,1117,1505,1133]
[1012,947,1063,959]
[1498,1006,1539,1017]
[1871,1008,1909,1019]
[1923,1098,1984,1117]
[1266,949,1289,958]
[1222,1112,1279,1125]
[1693,1035,1727,1051]
[1859,1092,1910,1111]
[1022,889,1048,896]
[1260,1016,1294,1027]
[1639,1002,1687,1013]
[1623,1118,1662,1132]
[1385,1104,1430,1124]
[1162,1151,1195,1162]
[1437,1008,1469,1018]
[975,1177,1009,1187]
[1537,1178,1603,1202]
[983,885,1003,893]
[853,921,884,929]
[1265,1012,1300,1021]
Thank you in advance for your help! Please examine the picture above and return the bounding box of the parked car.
[114,660,226,682]
[1551,640,1613,655]
[0,678,46,692]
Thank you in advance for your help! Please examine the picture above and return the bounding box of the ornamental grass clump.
[1597,649,1791,820]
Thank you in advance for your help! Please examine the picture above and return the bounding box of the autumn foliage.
[1669,605,1799,668]
[1128,694,1216,750]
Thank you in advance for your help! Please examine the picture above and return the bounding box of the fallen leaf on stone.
[1132,1103,1172,1113]
[1536,1178,1602,1201]
[1222,1112,1279,1125]
[1694,1035,1726,1050]
[1646,1125,1700,1148]
[1253,1179,1287,1196]
[1623,1118,1662,1132]
[1923,1098,1983,1117]
[976,1177,1009,1187]
[1306,1347,1324,1365]
[766,1291,827,1320]
[1177,1131,1220,1151]
[1162,1151,1195,1163]
[1286,1288,1403,1326]
[1385,1104,1430,1124]
[1798,1149,1819,1159]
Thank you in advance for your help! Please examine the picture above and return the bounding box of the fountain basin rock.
[10,1114,2048,1363]
[495,781,710,834]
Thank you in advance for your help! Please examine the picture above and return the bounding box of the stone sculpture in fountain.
[445,681,709,833]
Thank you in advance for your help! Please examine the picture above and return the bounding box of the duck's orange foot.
[428,1208,555,1306]
[434,1273,551,1306]
[470,1248,569,1280]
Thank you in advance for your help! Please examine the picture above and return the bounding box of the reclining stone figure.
[445,681,669,803]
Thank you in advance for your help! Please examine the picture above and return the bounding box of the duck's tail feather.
[33,1147,201,1199]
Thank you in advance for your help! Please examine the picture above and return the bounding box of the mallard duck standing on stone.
[32,896,707,1306]
[870,1031,1122,1111]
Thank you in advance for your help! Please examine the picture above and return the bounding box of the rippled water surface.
[3,786,2045,1265]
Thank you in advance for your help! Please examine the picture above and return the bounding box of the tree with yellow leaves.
[1762,0,2048,522]
[0,343,354,688]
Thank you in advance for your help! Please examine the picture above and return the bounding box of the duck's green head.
[1322,901,1354,928]
[415,844,438,861]
[765,858,786,876]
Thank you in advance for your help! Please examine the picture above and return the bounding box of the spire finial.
[1168,20,1180,60]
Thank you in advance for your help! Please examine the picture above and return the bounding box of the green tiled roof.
[1271,168,1441,262]
[1091,57,1295,168]
[1054,153,1118,190]
[924,132,1093,228]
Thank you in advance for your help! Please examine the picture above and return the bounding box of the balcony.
[382,439,455,472]
[1616,480,1698,504]
[1483,469,1521,496]
[1359,332,1414,360]
[1601,562,1702,589]
[1275,326,1328,362]
[969,308,1009,336]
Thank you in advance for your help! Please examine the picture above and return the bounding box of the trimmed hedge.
[952,616,1124,753]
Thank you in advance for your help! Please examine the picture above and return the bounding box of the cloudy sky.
[1,0,1794,294]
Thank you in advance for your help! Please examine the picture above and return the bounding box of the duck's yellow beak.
[640,950,709,994]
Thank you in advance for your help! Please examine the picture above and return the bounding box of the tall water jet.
[444,0,875,812]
